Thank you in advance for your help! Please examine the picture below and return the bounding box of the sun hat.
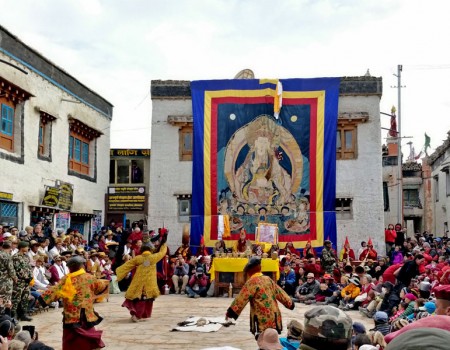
[256,328,282,350]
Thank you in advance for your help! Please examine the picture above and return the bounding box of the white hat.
[2,232,12,238]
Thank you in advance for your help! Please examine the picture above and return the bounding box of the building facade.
[149,77,385,252]
[428,131,450,235]
[0,26,112,236]
[106,148,150,229]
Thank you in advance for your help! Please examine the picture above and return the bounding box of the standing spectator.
[394,223,405,247]
[321,240,337,274]
[0,241,17,306]
[385,224,397,256]
[11,241,33,321]
[395,254,424,289]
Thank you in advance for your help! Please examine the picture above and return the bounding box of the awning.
[71,212,95,218]
[29,205,60,214]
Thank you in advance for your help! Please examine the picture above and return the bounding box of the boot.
[20,314,33,322]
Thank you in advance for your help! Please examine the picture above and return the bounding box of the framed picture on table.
[255,223,279,245]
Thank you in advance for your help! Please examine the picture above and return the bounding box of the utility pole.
[395,65,403,225]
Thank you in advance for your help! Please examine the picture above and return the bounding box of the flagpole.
[397,64,403,226]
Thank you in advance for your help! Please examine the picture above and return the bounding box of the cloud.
[0,0,449,149]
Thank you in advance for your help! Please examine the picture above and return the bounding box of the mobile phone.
[22,325,35,339]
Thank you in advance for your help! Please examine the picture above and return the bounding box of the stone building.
[149,76,384,252]
[428,131,450,235]
[0,26,112,235]
[106,148,150,229]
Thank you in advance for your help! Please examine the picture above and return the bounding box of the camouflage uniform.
[0,249,16,302]
[11,252,33,318]
[321,247,336,274]
[300,305,352,350]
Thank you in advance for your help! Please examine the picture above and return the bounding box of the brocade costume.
[227,272,295,335]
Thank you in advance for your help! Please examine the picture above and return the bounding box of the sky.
[1,0,449,155]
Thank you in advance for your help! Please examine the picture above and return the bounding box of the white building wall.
[336,96,385,254]
[0,51,111,229]
[431,148,450,235]
[148,100,192,250]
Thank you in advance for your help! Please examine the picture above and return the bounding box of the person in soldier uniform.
[11,241,33,321]
[0,241,17,304]
[321,240,337,274]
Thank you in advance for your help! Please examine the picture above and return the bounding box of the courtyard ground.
[30,293,373,350]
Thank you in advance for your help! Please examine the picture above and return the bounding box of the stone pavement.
[29,293,373,350]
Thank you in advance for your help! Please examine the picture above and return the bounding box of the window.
[335,197,353,220]
[179,126,193,161]
[0,201,18,228]
[447,172,450,197]
[176,194,192,222]
[109,159,145,184]
[37,111,56,161]
[68,117,102,180]
[383,182,390,211]
[69,134,90,175]
[336,114,368,160]
[434,175,439,202]
[38,123,44,154]
[0,76,32,156]
[403,189,420,208]
[336,125,357,160]
[0,103,14,151]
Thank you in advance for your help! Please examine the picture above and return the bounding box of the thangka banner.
[190,78,340,250]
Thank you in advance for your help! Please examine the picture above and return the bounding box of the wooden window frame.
[38,122,45,156]
[403,188,420,208]
[434,175,439,202]
[335,197,353,220]
[179,126,193,161]
[336,123,357,160]
[69,132,90,175]
[0,102,15,152]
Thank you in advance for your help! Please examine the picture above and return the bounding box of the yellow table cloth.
[209,258,279,281]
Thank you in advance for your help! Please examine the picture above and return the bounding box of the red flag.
[344,236,349,247]
[368,237,373,246]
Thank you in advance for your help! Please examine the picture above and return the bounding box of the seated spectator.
[172,255,189,294]
[386,328,450,350]
[369,311,390,336]
[257,328,282,350]
[314,274,337,304]
[279,320,303,350]
[398,293,417,319]
[378,281,400,317]
[295,273,320,303]
[186,267,208,298]
[339,276,361,310]
[14,330,32,348]
[32,257,50,290]
[278,263,296,296]
[300,305,352,350]
[353,334,372,350]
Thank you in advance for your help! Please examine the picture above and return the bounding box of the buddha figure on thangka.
[219,115,310,235]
